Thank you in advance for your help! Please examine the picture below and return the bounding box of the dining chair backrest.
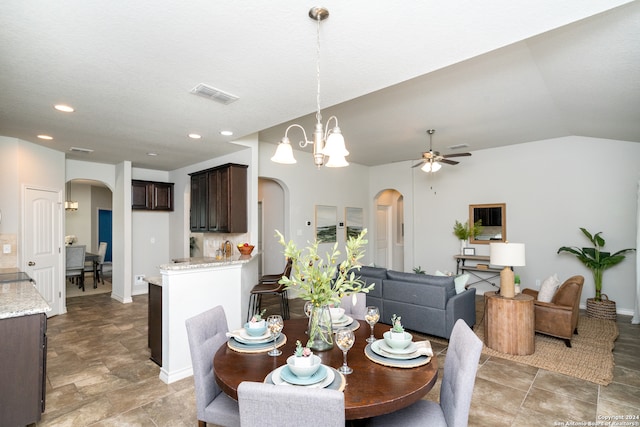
[439,319,483,427]
[185,306,239,427]
[340,292,367,320]
[368,318,481,427]
[238,381,345,427]
[97,242,107,264]
[66,245,86,269]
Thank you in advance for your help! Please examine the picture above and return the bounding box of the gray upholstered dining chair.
[368,319,482,427]
[237,381,345,427]
[84,241,108,284]
[66,244,86,291]
[340,292,367,320]
[185,306,240,427]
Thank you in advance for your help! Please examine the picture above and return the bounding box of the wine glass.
[336,327,355,374]
[365,306,380,343]
[267,315,284,356]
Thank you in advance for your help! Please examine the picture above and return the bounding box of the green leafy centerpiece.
[276,229,374,350]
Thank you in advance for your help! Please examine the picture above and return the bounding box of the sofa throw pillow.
[538,274,560,302]
[435,271,470,294]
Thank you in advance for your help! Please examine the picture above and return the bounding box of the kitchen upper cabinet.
[189,163,247,233]
[132,180,174,211]
[190,173,208,232]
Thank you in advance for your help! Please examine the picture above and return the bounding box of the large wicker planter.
[586,294,617,320]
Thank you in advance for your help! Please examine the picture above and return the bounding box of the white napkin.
[414,340,433,357]
[225,329,244,340]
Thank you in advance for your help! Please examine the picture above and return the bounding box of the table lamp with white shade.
[490,242,526,298]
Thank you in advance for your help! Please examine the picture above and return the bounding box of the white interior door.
[23,187,62,316]
[375,205,392,268]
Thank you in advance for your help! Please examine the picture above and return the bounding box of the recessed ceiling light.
[37,134,53,140]
[220,130,233,136]
[188,133,202,139]
[147,152,158,156]
[54,104,75,113]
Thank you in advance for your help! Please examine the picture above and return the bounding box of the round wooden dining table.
[214,318,439,420]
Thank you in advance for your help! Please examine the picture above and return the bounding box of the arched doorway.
[374,189,404,270]
[258,177,287,276]
[65,179,113,298]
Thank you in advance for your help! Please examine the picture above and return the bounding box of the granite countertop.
[160,254,257,271]
[144,276,162,286]
[0,281,52,319]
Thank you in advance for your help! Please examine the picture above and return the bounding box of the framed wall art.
[345,207,363,240]
[315,205,337,243]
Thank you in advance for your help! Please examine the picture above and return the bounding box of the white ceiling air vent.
[190,83,239,105]
[69,147,94,153]
[448,143,469,150]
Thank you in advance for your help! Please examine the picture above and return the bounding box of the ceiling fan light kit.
[271,6,350,169]
[413,129,472,173]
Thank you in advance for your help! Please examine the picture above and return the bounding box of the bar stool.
[247,259,293,321]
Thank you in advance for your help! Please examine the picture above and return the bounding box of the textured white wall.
[369,136,640,313]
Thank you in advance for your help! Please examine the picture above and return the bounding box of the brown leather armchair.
[522,275,584,347]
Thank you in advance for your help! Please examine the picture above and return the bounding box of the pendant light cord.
[315,13,322,125]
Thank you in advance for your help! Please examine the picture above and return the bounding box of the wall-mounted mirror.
[469,203,506,244]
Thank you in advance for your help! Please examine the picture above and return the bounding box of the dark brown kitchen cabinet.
[132,180,174,211]
[190,173,208,231]
[148,283,162,366]
[0,313,47,426]
[189,163,247,233]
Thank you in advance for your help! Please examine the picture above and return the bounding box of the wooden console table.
[453,255,502,288]
[484,291,535,355]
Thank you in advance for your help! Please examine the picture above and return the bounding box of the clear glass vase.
[307,304,334,351]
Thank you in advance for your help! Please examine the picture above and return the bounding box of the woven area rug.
[66,278,112,298]
[425,315,619,386]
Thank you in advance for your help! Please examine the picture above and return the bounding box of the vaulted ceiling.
[1,1,638,171]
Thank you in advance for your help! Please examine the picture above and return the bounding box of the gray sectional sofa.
[356,266,476,339]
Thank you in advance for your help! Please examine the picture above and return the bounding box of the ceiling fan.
[412,129,472,172]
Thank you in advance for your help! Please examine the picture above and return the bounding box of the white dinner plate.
[377,340,418,355]
[238,328,271,341]
[371,340,422,360]
[271,364,335,388]
[332,315,353,327]
[279,365,328,385]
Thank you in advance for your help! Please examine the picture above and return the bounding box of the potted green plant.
[453,220,483,253]
[557,227,635,319]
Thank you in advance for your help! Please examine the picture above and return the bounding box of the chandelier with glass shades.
[270,7,349,168]
[65,181,78,211]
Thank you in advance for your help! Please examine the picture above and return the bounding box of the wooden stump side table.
[484,291,535,355]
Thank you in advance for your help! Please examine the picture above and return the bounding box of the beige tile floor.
[34,294,639,426]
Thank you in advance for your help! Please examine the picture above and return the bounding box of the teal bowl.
[383,331,413,350]
[244,321,267,337]
[286,355,321,379]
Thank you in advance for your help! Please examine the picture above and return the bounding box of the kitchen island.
[0,270,51,426]
[156,254,258,384]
